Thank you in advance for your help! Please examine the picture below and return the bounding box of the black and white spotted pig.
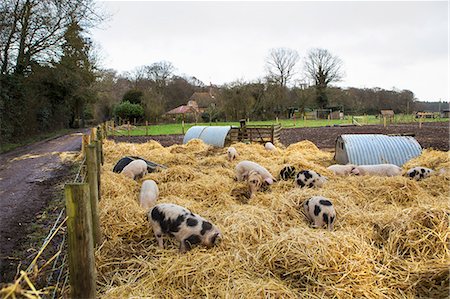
[406,166,434,180]
[280,165,296,180]
[295,170,327,188]
[303,196,336,231]
[148,203,222,253]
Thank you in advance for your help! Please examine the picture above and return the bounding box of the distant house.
[165,100,200,121]
[189,87,217,112]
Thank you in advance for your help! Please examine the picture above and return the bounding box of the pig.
[406,166,434,180]
[327,164,356,176]
[265,142,276,151]
[227,146,238,161]
[113,156,158,173]
[279,165,296,180]
[351,164,402,177]
[295,170,327,188]
[148,203,222,253]
[235,160,276,185]
[139,180,159,210]
[303,196,336,231]
[121,159,148,180]
[247,170,264,198]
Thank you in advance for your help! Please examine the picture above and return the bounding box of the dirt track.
[0,132,83,282]
[109,122,449,151]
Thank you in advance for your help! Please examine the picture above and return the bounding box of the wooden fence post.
[111,120,115,137]
[383,116,387,127]
[86,145,101,246]
[182,120,185,134]
[127,121,131,137]
[419,116,423,129]
[65,183,96,299]
[94,140,101,201]
[145,121,149,136]
[91,127,97,141]
[82,134,90,157]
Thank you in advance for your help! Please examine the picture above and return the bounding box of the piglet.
[227,146,238,161]
[148,203,222,253]
[139,180,159,210]
[406,166,434,180]
[327,164,356,176]
[351,164,402,177]
[235,160,276,184]
[265,142,276,151]
[280,165,296,180]
[303,196,336,231]
[296,170,327,188]
[122,159,148,180]
[247,170,264,198]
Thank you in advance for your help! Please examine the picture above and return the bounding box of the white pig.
[227,146,238,161]
[139,180,159,210]
[122,159,148,180]
[265,142,276,151]
[235,160,276,184]
[351,164,402,177]
[327,164,356,176]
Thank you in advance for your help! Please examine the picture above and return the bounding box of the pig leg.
[152,225,164,248]
[180,234,202,253]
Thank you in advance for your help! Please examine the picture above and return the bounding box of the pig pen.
[97,139,449,298]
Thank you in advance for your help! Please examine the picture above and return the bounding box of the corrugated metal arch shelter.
[183,126,232,147]
[334,134,422,166]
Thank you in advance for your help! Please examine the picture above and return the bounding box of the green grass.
[111,115,448,137]
[0,128,73,154]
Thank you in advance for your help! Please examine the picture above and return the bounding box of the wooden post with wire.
[145,121,149,136]
[182,120,185,134]
[65,183,96,299]
[111,120,115,137]
[127,121,131,137]
[383,116,387,128]
[419,116,423,129]
[86,145,101,247]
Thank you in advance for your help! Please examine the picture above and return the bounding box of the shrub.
[114,101,144,122]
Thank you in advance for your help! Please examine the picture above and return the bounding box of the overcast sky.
[92,1,449,102]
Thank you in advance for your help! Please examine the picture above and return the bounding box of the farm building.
[334,134,422,166]
[440,109,450,118]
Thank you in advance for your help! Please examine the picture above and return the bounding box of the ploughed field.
[97,138,449,298]
[109,122,450,151]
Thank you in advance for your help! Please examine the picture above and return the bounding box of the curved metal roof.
[336,134,422,166]
[183,126,232,147]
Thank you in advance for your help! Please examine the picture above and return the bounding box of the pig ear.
[265,178,274,184]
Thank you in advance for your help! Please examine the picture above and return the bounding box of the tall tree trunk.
[1,0,21,74]
[15,0,32,74]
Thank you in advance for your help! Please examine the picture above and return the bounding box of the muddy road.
[0,132,83,282]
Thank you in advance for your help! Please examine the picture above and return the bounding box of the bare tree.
[304,48,344,107]
[265,48,299,87]
[0,0,103,75]
[145,60,175,88]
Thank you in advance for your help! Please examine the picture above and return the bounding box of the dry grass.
[97,139,450,298]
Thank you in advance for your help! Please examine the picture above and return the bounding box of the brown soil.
[109,122,449,151]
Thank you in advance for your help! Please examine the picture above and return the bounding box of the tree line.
[0,1,424,145]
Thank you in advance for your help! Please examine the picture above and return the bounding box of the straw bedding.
[97,139,449,298]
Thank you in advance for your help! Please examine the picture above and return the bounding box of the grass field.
[112,115,449,136]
